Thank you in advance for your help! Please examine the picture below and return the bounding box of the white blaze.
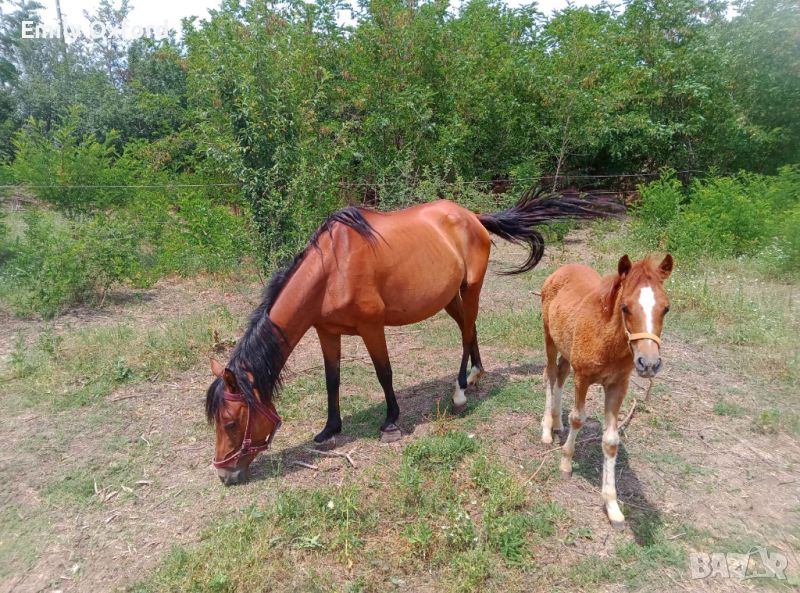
[638,286,656,333]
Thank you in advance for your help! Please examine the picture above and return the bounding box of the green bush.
[633,168,800,273]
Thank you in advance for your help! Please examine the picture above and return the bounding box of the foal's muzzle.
[635,355,662,378]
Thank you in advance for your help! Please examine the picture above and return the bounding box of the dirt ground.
[1,236,798,593]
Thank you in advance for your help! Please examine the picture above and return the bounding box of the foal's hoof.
[380,424,402,443]
[560,470,573,479]
[451,401,467,415]
[609,519,626,531]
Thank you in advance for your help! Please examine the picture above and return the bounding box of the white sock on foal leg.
[602,427,625,525]
[541,378,554,444]
[552,382,564,433]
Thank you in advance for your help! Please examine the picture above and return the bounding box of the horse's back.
[321,200,490,326]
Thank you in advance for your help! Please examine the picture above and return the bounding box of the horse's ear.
[618,254,632,277]
[222,368,239,392]
[659,254,674,280]
[210,357,225,377]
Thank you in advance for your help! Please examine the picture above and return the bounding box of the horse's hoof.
[380,427,402,443]
[467,368,485,386]
[451,402,467,415]
[560,470,572,479]
[541,433,553,445]
[313,437,337,450]
[609,520,626,531]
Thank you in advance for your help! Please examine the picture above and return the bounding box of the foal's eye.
[621,304,630,314]
[223,421,237,430]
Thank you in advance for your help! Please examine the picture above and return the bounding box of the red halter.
[211,390,282,469]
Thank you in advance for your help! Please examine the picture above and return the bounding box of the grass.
[713,399,747,417]
[3,307,239,411]
[0,505,49,580]
[131,426,686,593]
[40,436,152,509]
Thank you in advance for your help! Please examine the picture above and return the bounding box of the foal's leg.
[314,329,342,444]
[542,325,563,445]
[360,325,402,442]
[602,377,628,529]
[553,356,571,433]
[560,373,589,477]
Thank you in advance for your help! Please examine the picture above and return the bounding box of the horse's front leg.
[360,325,401,443]
[314,329,342,444]
[602,377,629,529]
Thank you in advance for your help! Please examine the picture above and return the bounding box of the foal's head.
[206,358,282,485]
[609,254,673,378]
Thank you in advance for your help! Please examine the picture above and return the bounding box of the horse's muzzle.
[217,467,248,486]
[635,355,662,378]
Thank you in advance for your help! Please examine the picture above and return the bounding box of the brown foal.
[539,254,673,527]
[205,195,614,485]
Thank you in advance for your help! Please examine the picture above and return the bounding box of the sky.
[39,0,607,35]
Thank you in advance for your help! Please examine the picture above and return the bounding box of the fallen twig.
[305,448,357,468]
[292,460,319,471]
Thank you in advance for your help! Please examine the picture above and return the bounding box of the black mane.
[206,207,378,423]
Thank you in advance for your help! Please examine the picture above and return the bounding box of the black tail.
[478,188,622,275]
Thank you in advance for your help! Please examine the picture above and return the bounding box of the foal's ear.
[617,254,632,277]
[659,254,674,280]
[210,357,225,377]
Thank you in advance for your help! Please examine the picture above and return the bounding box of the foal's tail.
[478,189,622,275]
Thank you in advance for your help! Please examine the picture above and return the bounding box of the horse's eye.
[223,421,237,430]
[664,305,670,314]
[621,304,630,314]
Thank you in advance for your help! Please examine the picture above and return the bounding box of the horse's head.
[614,254,673,378]
[206,358,282,486]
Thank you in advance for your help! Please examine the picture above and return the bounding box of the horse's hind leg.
[467,322,484,385]
[445,296,484,391]
[314,329,342,445]
[359,324,402,443]
[450,281,483,414]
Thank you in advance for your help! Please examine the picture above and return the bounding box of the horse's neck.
[268,257,324,352]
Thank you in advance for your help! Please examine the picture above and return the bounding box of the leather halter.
[212,390,282,469]
[625,329,661,346]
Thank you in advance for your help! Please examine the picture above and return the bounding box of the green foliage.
[632,168,800,272]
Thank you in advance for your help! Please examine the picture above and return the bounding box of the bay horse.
[206,194,614,485]
[539,254,673,528]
